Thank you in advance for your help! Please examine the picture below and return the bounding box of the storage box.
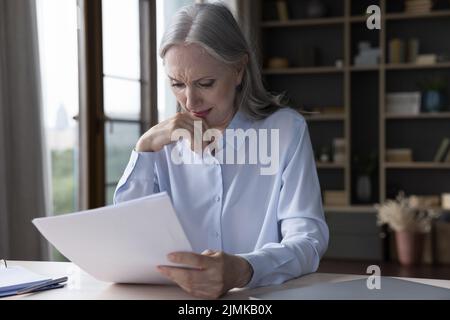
[324,190,348,206]
[442,193,450,210]
[386,92,421,115]
[386,149,413,162]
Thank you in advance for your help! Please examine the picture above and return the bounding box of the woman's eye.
[171,83,185,88]
[198,80,215,88]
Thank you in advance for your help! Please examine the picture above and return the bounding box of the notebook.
[0,266,60,298]
[250,277,450,300]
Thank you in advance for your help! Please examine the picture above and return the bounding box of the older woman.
[114,3,328,299]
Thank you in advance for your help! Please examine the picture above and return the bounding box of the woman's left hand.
[157,250,253,299]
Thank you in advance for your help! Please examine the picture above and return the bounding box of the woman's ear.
[236,54,249,86]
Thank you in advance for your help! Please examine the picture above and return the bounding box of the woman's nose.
[185,87,202,110]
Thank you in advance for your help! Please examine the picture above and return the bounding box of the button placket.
[214,162,223,250]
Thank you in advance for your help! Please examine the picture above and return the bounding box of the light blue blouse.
[114,108,329,288]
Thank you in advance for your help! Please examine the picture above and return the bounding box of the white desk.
[4,261,450,300]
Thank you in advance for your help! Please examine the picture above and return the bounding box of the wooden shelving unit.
[385,162,450,169]
[316,162,346,169]
[385,112,450,119]
[261,16,345,28]
[385,62,450,70]
[324,205,377,213]
[385,9,450,20]
[305,114,346,121]
[262,66,344,75]
[257,0,450,211]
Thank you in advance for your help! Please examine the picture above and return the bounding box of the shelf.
[385,112,450,120]
[261,17,345,28]
[349,15,367,23]
[262,67,344,75]
[305,114,346,122]
[324,205,377,213]
[385,62,450,70]
[349,62,450,71]
[385,10,450,21]
[316,162,346,169]
[350,65,380,72]
[385,162,450,169]
[261,10,450,27]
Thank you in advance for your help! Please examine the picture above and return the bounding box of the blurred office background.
[0,0,449,279]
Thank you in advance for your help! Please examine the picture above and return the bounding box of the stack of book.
[389,38,405,64]
[404,0,433,14]
[276,0,289,21]
[433,137,450,162]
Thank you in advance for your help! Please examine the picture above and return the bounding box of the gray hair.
[159,2,285,120]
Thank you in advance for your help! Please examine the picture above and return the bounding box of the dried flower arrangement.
[375,191,441,233]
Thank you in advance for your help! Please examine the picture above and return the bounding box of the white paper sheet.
[33,192,193,284]
[0,266,49,288]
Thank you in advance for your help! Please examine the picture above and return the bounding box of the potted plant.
[417,76,448,113]
[375,192,441,266]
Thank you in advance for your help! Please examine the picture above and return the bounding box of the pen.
[16,276,68,295]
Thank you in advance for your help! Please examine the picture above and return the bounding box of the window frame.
[77,0,157,209]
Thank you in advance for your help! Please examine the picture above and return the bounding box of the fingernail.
[157,266,166,273]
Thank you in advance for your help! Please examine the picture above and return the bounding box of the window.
[37,0,80,261]
[102,0,143,204]
[37,0,79,215]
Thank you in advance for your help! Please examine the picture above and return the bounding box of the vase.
[422,90,444,113]
[356,175,371,203]
[395,231,425,266]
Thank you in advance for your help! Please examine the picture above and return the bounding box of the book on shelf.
[386,149,413,162]
[276,0,289,21]
[433,138,450,162]
[389,39,405,64]
[416,54,437,65]
[445,147,450,163]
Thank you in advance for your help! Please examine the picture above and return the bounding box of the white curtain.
[0,0,49,260]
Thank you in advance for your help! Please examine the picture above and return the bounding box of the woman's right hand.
[135,112,209,152]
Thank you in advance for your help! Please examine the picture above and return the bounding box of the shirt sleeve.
[236,121,329,288]
[113,150,160,204]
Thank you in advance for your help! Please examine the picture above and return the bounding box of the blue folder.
[0,281,66,298]
[0,263,67,298]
